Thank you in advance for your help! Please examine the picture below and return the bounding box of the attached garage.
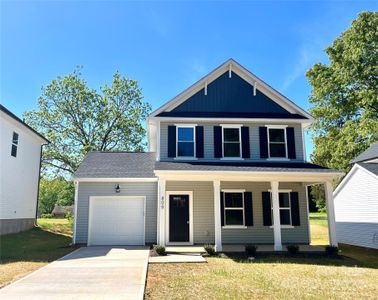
[88,196,145,246]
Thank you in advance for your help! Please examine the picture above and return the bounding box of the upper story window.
[11,132,19,157]
[268,127,287,158]
[271,192,292,225]
[177,126,195,157]
[222,126,241,158]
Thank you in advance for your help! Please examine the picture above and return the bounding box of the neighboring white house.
[334,142,378,249]
[0,104,49,235]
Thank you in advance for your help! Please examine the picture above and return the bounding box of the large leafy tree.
[38,178,74,214]
[25,69,151,176]
[306,12,378,173]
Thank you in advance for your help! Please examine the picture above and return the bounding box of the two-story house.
[73,59,342,251]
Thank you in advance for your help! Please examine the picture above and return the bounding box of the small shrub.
[204,244,216,256]
[286,244,299,255]
[325,246,339,256]
[153,245,166,256]
[40,213,53,218]
[245,244,258,256]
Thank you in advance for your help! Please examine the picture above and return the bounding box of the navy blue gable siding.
[170,71,290,114]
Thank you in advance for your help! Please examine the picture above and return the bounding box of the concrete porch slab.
[165,246,206,253]
[149,253,206,263]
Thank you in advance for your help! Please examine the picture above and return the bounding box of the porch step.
[165,246,206,254]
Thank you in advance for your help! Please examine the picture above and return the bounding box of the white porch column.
[158,179,166,246]
[213,180,222,252]
[271,181,282,251]
[324,181,338,246]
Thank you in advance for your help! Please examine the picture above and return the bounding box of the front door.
[169,194,190,242]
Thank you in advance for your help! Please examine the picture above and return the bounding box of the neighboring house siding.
[160,122,304,162]
[165,181,309,245]
[0,113,41,221]
[334,167,378,249]
[75,182,157,244]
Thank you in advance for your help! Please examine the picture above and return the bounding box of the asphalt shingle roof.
[358,163,378,176]
[74,152,156,178]
[352,142,378,163]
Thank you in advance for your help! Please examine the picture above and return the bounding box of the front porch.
[165,245,325,253]
[156,170,341,252]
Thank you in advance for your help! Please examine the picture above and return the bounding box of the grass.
[0,218,74,288]
[146,212,378,299]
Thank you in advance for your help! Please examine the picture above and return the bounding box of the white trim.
[221,125,242,159]
[165,191,194,245]
[324,181,337,246]
[87,196,146,246]
[213,180,222,251]
[148,59,314,121]
[221,189,246,192]
[73,181,79,244]
[269,225,294,229]
[222,226,248,229]
[301,123,307,162]
[157,121,161,160]
[266,126,288,159]
[176,124,196,159]
[265,124,288,129]
[74,177,158,182]
[305,184,312,243]
[271,181,282,251]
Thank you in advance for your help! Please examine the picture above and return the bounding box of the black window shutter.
[262,192,272,226]
[167,125,176,158]
[241,126,250,159]
[286,127,296,159]
[259,127,268,158]
[290,192,300,226]
[214,126,222,158]
[244,192,253,226]
[196,126,204,158]
[220,192,224,226]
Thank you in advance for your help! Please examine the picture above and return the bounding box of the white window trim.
[266,125,288,160]
[11,131,19,157]
[175,125,196,159]
[222,190,245,227]
[221,125,243,160]
[269,190,293,227]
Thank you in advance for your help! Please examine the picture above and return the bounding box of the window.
[223,127,241,158]
[224,192,244,226]
[271,192,291,225]
[11,132,19,157]
[177,126,195,157]
[268,128,287,158]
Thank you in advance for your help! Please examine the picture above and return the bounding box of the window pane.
[225,210,243,225]
[269,129,285,142]
[224,128,239,142]
[280,210,291,225]
[177,142,194,156]
[279,193,290,208]
[225,193,243,207]
[12,132,19,145]
[11,144,17,157]
[269,143,286,157]
[224,143,240,157]
[178,128,193,141]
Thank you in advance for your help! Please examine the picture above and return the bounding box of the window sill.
[269,225,294,229]
[174,157,198,160]
[222,226,248,229]
[266,158,290,161]
[220,157,244,160]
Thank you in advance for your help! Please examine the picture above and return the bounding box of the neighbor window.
[223,127,241,157]
[271,192,292,225]
[268,128,287,158]
[177,126,195,157]
[11,132,19,157]
[224,192,244,226]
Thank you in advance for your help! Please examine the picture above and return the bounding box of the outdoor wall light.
[115,184,121,193]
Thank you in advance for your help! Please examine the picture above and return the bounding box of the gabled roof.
[352,142,378,163]
[149,59,313,122]
[74,152,156,179]
[358,163,378,176]
[0,104,49,144]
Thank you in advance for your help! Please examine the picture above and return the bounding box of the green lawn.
[0,218,74,288]
[146,212,378,299]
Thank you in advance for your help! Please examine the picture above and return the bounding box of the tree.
[307,12,378,173]
[38,178,74,214]
[24,69,151,176]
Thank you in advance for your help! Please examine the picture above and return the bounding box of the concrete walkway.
[0,246,150,300]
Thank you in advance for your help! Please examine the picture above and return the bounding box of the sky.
[1,0,377,159]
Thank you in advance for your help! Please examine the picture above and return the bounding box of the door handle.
[186,221,190,224]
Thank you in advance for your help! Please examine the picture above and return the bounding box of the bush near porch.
[146,212,378,299]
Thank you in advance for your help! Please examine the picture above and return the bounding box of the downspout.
[35,144,44,226]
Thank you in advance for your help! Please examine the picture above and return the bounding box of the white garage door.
[88,196,145,246]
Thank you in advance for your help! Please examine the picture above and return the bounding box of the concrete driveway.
[0,246,149,300]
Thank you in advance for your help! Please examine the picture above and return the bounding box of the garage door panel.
[89,197,145,246]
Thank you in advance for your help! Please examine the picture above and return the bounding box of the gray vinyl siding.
[336,222,378,249]
[165,181,310,245]
[75,182,157,244]
[160,122,304,162]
